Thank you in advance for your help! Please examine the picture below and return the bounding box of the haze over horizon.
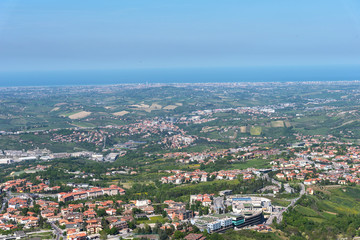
[0,0,360,85]
[1,1,360,70]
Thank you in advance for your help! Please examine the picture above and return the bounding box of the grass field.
[271,120,284,127]
[279,186,360,239]
[71,122,97,128]
[137,216,167,224]
[291,186,360,220]
[230,158,271,170]
[266,196,291,207]
[27,231,54,239]
[250,126,262,135]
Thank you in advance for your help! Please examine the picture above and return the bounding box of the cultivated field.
[131,103,163,112]
[271,120,285,127]
[163,105,178,110]
[113,111,129,116]
[68,111,92,119]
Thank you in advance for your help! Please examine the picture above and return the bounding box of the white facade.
[207,221,221,232]
[220,218,232,227]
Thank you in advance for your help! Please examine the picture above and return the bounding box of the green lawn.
[250,126,262,135]
[229,158,271,170]
[137,216,167,224]
[71,121,97,128]
[266,197,291,207]
[27,231,54,239]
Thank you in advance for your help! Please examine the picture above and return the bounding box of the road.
[0,191,11,213]
[265,178,305,225]
[213,197,225,213]
[275,183,305,223]
[49,221,63,240]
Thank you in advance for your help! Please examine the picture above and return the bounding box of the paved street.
[49,221,63,240]
[213,197,225,213]
[265,175,305,225]
[0,191,11,213]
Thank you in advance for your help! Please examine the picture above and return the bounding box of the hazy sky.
[1,0,360,71]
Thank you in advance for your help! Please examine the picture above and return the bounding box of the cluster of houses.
[57,185,126,202]
[162,134,197,149]
[1,177,60,193]
[161,169,255,185]
[0,197,39,230]
[272,137,360,186]
[55,200,129,239]
[0,185,128,238]
[1,193,199,239]
[163,200,194,221]
[51,130,106,146]
[189,105,279,118]
[190,194,214,207]
[103,120,185,141]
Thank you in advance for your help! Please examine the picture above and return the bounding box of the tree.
[173,230,185,239]
[100,230,107,240]
[21,207,29,216]
[116,208,123,215]
[144,224,152,234]
[159,231,168,240]
[128,220,137,230]
[225,205,232,213]
[108,227,118,235]
[132,208,143,215]
[101,217,108,229]
[97,208,107,217]
[280,183,285,193]
[208,233,224,240]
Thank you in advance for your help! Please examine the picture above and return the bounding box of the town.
[0,82,360,240]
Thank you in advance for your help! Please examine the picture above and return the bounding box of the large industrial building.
[192,211,265,233]
[229,196,273,214]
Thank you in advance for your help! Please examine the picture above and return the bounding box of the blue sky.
[0,0,360,71]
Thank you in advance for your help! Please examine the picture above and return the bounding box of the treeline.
[118,177,269,203]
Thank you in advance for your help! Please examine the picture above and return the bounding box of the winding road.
[264,173,305,225]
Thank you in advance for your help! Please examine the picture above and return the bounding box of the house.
[68,232,87,240]
[338,180,347,185]
[109,220,128,231]
[200,174,208,182]
[276,173,285,179]
[86,224,102,234]
[105,209,116,216]
[169,210,193,221]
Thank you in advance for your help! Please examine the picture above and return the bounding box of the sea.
[0,65,359,87]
